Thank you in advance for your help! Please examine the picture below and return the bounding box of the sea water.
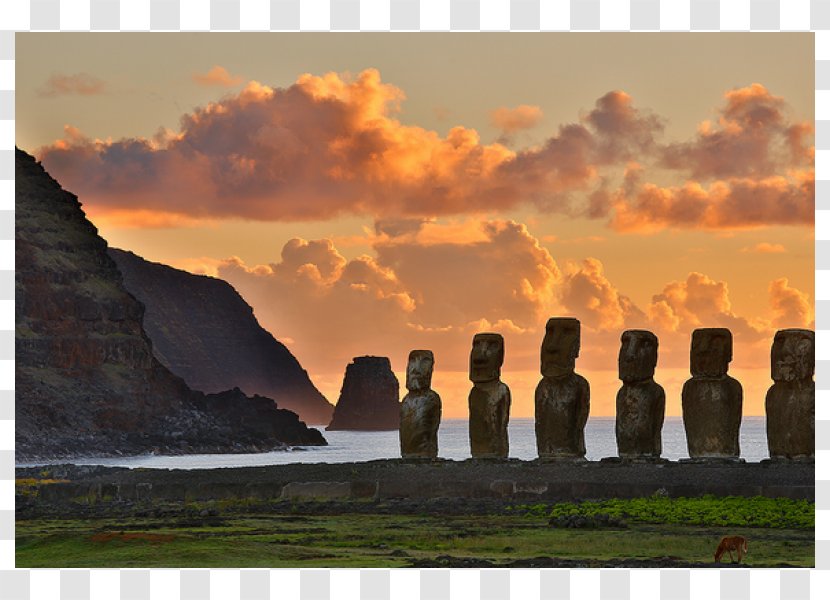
[17,416,770,470]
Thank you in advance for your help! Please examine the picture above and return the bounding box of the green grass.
[511,495,814,530]
[16,510,815,568]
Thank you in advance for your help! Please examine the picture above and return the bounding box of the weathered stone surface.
[681,328,743,459]
[535,318,590,460]
[15,148,326,460]
[400,350,442,458]
[109,248,334,425]
[615,330,665,458]
[468,333,511,458]
[327,356,400,431]
[766,329,815,459]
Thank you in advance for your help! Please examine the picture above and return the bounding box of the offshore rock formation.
[615,330,665,459]
[468,333,511,458]
[766,329,815,460]
[327,356,400,431]
[15,148,325,460]
[681,328,743,460]
[109,248,333,425]
[535,318,590,460]
[399,350,442,459]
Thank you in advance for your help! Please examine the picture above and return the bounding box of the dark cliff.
[108,248,333,425]
[327,356,400,431]
[15,148,325,460]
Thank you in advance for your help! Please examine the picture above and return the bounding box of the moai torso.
[766,329,815,459]
[535,318,590,460]
[400,350,442,459]
[615,330,665,459]
[681,328,743,459]
[468,333,511,458]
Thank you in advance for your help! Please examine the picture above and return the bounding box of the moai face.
[771,329,815,383]
[406,350,434,392]
[619,329,658,383]
[540,317,580,378]
[690,328,732,377]
[469,333,504,383]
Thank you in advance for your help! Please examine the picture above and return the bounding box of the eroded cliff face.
[108,249,334,425]
[327,356,400,431]
[15,148,325,459]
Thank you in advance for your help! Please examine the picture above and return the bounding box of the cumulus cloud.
[647,272,765,342]
[559,258,647,331]
[216,220,562,374]
[490,104,543,132]
[610,171,814,232]
[38,73,106,97]
[661,83,813,179]
[36,74,812,236]
[768,278,814,329]
[37,71,670,226]
[192,65,244,87]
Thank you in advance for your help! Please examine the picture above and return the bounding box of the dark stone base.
[761,457,814,465]
[601,456,669,465]
[679,457,746,465]
[539,455,588,464]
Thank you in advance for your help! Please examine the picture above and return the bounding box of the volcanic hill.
[109,248,334,425]
[15,148,325,460]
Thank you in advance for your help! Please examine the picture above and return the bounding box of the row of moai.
[399,319,815,462]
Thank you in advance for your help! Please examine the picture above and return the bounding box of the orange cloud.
[661,83,813,179]
[36,71,668,225]
[560,258,646,331]
[769,277,814,329]
[38,73,106,97]
[611,171,814,232]
[192,65,244,87]
[490,104,543,132]
[36,75,812,235]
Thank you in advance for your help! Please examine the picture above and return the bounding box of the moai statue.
[399,350,442,459]
[681,328,743,460]
[615,330,665,459]
[535,317,590,460]
[766,329,815,460]
[468,333,511,458]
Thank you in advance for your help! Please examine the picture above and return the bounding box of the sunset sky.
[16,33,815,418]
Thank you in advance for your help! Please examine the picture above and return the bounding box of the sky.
[16,33,815,418]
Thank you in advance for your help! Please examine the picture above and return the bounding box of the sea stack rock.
[681,328,743,460]
[468,333,511,458]
[534,317,590,461]
[766,329,815,460]
[327,356,400,431]
[400,350,442,459]
[615,330,665,460]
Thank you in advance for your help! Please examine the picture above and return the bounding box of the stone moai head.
[540,317,580,378]
[470,333,504,383]
[406,350,435,392]
[619,329,658,383]
[771,329,815,383]
[690,328,732,377]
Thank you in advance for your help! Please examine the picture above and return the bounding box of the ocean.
[17,416,770,470]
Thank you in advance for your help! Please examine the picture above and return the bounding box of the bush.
[512,495,814,530]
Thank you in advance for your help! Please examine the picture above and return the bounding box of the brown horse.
[714,536,748,563]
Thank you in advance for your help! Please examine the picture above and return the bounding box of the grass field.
[16,497,815,568]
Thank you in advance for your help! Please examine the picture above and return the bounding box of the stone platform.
[16,459,814,505]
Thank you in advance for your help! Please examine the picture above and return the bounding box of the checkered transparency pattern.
[0,1,825,599]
